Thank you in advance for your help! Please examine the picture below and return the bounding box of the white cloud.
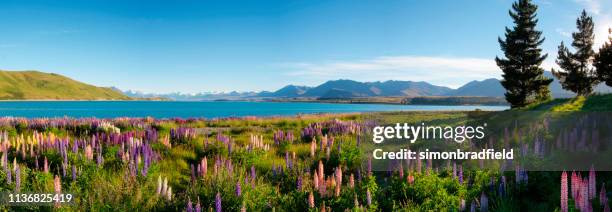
[575,0,601,15]
[594,14,611,48]
[281,56,501,88]
[573,0,611,48]
[556,28,572,38]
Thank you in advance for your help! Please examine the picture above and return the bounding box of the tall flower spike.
[235,181,242,197]
[186,198,193,212]
[195,198,201,212]
[308,192,315,208]
[480,193,488,211]
[202,157,208,177]
[162,177,168,197]
[561,171,568,212]
[15,164,20,192]
[166,187,172,201]
[54,175,62,194]
[44,157,49,173]
[215,192,222,212]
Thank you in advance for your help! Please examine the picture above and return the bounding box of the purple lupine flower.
[480,192,488,212]
[452,162,457,178]
[235,181,242,196]
[250,165,256,180]
[5,164,11,185]
[498,176,506,197]
[366,189,372,206]
[195,198,202,212]
[297,175,303,191]
[458,165,463,184]
[186,198,193,212]
[15,164,20,192]
[470,201,476,212]
[285,152,292,169]
[72,165,77,181]
[215,192,222,212]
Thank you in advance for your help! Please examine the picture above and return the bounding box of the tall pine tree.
[496,0,552,108]
[553,10,597,96]
[594,28,612,87]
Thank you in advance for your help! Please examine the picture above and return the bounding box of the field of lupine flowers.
[0,111,611,211]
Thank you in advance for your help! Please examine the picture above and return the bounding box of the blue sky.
[0,0,610,93]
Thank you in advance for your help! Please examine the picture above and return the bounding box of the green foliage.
[553,10,598,96]
[0,70,130,100]
[495,0,553,108]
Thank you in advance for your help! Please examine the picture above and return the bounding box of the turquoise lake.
[0,101,508,118]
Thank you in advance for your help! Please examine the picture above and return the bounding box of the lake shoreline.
[0,101,509,119]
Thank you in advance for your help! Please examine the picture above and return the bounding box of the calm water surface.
[0,101,509,118]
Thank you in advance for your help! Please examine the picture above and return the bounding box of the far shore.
[0,96,510,106]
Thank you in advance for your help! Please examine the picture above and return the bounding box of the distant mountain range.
[124,71,612,101]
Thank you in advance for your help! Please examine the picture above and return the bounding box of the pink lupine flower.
[366,189,372,206]
[310,138,316,157]
[571,171,578,198]
[407,174,414,184]
[318,161,324,180]
[349,174,355,188]
[43,156,49,173]
[561,171,568,212]
[308,192,315,208]
[202,157,208,176]
[85,144,93,160]
[54,175,62,194]
[240,203,246,212]
[399,162,404,178]
[166,187,172,201]
[335,166,342,186]
[334,182,340,197]
[313,171,319,189]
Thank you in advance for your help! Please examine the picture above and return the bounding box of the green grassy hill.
[0,70,131,100]
[524,93,612,111]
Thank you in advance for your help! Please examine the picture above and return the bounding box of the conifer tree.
[496,0,552,108]
[553,10,598,96]
[594,28,612,87]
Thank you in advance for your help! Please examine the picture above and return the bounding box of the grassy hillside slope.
[524,93,612,111]
[0,70,131,100]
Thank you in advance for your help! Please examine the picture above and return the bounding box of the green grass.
[0,70,131,100]
[522,93,612,111]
